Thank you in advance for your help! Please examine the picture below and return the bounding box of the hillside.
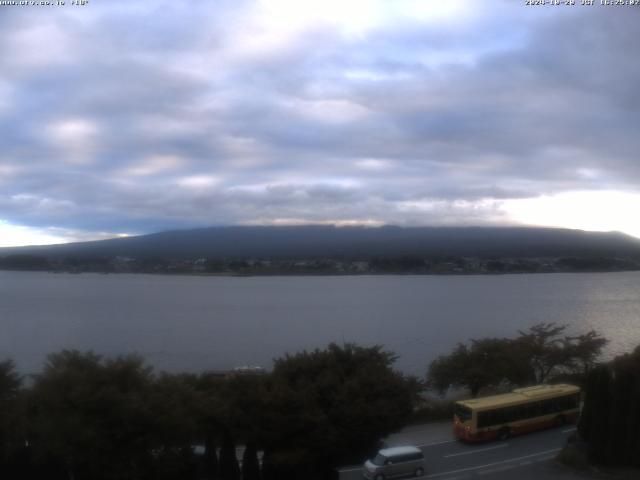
[2,225,640,261]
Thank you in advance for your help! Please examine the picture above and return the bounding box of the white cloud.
[0,220,67,247]
[255,0,474,37]
[354,158,393,171]
[0,220,136,247]
[176,175,220,189]
[120,155,185,177]
[502,191,640,239]
[4,22,74,71]
[0,163,18,180]
[0,80,12,115]
[47,118,101,165]
[284,98,370,123]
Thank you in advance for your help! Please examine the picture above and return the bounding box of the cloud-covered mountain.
[2,226,640,261]
[1,2,640,243]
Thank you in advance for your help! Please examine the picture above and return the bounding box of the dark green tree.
[428,338,528,397]
[263,343,420,478]
[260,450,277,480]
[583,365,612,465]
[515,322,607,384]
[565,330,608,378]
[578,346,640,466]
[217,375,270,445]
[193,372,226,461]
[515,322,571,384]
[579,346,640,467]
[629,348,640,467]
[605,361,633,465]
[241,441,260,480]
[630,369,640,467]
[201,434,219,480]
[153,446,197,480]
[147,373,201,450]
[0,360,23,477]
[429,323,607,397]
[609,346,640,466]
[147,373,204,480]
[219,430,240,480]
[29,350,155,480]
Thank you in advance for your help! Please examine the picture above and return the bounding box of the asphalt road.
[339,423,580,480]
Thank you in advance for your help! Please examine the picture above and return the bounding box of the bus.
[453,384,580,442]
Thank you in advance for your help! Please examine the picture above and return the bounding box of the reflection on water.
[1,271,639,374]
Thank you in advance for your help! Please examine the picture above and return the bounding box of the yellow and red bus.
[453,384,580,442]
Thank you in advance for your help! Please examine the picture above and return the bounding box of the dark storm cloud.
[0,1,638,241]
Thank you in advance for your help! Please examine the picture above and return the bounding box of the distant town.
[1,254,639,275]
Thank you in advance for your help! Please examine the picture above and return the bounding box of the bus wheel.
[414,467,424,477]
[497,427,511,440]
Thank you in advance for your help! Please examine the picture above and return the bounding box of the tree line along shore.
[1,253,639,275]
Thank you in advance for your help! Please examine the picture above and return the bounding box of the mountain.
[2,225,640,260]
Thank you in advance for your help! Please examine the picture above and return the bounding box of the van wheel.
[414,467,424,477]
[374,474,385,480]
[497,427,511,440]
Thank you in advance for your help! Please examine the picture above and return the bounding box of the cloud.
[0,220,69,248]
[0,1,639,244]
[118,155,186,177]
[502,191,640,239]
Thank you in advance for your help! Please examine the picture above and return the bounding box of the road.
[339,422,584,480]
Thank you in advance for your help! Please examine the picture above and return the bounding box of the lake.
[1,271,639,375]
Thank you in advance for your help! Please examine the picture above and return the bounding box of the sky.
[1,0,639,247]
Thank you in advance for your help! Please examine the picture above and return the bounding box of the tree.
[427,338,528,397]
[241,441,260,480]
[200,434,219,480]
[578,345,640,467]
[153,446,197,480]
[260,450,277,480]
[563,330,608,378]
[146,373,203,480]
[147,373,201,450]
[515,322,570,384]
[262,343,420,478]
[216,375,270,445]
[219,430,240,480]
[428,323,608,397]
[583,365,611,464]
[606,346,640,466]
[605,360,634,465]
[0,360,23,477]
[192,372,226,454]
[515,323,606,384]
[29,350,156,480]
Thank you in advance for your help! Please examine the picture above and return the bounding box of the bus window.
[454,404,472,422]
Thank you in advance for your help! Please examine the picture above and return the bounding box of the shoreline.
[1,268,640,277]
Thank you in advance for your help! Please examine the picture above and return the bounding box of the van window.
[389,452,423,463]
[372,454,386,466]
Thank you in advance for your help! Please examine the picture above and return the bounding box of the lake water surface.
[1,271,639,375]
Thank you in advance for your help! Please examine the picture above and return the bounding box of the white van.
[362,445,425,479]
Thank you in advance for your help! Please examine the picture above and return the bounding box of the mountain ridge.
[2,225,640,261]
